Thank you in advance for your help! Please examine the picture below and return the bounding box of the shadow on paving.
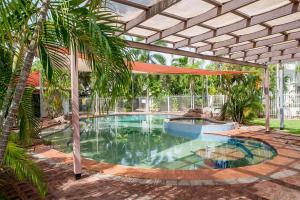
[39,160,263,200]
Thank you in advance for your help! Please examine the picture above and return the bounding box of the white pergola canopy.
[109,0,300,67]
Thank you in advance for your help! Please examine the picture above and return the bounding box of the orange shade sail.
[45,46,250,75]
[131,61,249,76]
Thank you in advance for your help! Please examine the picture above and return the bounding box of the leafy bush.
[220,74,263,123]
[172,98,179,112]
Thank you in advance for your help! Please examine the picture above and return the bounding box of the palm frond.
[18,87,41,144]
[152,54,166,65]
[3,140,47,197]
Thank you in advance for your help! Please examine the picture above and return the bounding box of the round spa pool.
[164,117,236,139]
[42,114,276,170]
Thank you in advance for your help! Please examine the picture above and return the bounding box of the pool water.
[43,114,277,170]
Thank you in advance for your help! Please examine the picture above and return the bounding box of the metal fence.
[63,94,300,119]
[71,95,226,115]
[270,94,300,119]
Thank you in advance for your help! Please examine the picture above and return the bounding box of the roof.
[26,72,40,88]
[110,0,300,67]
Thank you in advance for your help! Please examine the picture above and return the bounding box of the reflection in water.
[44,115,276,170]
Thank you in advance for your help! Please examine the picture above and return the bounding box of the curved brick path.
[1,130,300,200]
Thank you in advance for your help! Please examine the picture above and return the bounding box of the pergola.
[70,0,300,178]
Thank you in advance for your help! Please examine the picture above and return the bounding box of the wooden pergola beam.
[265,53,300,64]
[179,2,300,49]
[125,40,266,68]
[113,20,191,41]
[217,39,300,58]
[145,0,258,44]
[231,41,300,59]
[203,0,255,23]
[243,47,300,62]
[111,0,149,10]
[113,0,300,66]
[118,0,181,35]
[200,0,220,7]
[269,56,300,64]
[229,37,300,59]
[208,20,300,55]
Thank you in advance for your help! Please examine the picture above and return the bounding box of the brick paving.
[1,130,300,200]
[32,127,300,185]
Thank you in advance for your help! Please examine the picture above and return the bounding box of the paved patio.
[1,129,300,200]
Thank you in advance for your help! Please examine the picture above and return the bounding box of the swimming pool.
[43,114,277,170]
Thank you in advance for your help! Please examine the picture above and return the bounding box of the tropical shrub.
[150,97,161,112]
[44,69,71,118]
[219,74,263,123]
[172,98,179,112]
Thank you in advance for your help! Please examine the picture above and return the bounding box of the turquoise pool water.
[43,114,276,170]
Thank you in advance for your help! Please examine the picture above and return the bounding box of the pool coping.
[167,116,233,124]
[33,126,300,186]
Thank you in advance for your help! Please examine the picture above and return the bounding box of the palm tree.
[0,0,51,165]
[0,0,132,196]
[130,38,167,65]
[169,56,204,96]
[0,46,47,195]
[127,38,167,108]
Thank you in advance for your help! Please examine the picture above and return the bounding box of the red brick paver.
[1,129,300,200]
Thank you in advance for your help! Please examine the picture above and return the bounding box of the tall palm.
[169,56,204,95]
[0,0,50,163]
[128,38,166,99]
[0,0,132,195]
[131,38,166,65]
[0,45,46,195]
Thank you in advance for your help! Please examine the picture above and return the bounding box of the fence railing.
[63,94,300,119]
[66,95,225,115]
[270,94,300,119]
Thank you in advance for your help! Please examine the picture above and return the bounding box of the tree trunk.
[0,73,16,129]
[0,42,26,128]
[0,0,50,162]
